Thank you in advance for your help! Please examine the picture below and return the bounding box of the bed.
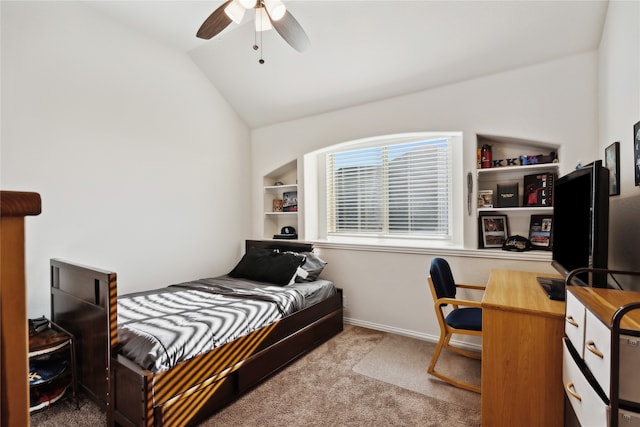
[50,240,343,426]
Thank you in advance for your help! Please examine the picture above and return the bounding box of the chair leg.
[427,333,481,394]
[427,332,448,376]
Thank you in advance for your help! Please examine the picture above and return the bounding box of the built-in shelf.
[264,184,297,192]
[477,162,560,175]
[478,206,553,214]
[264,212,298,216]
[476,134,561,246]
[262,161,299,239]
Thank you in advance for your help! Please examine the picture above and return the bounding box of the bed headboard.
[50,258,117,414]
[245,239,313,253]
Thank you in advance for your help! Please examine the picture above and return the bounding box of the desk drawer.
[563,338,609,427]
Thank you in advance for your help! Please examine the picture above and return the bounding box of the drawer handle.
[586,340,604,358]
[566,381,582,401]
[566,316,579,328]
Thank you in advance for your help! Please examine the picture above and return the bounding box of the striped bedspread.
[117,276,308,372]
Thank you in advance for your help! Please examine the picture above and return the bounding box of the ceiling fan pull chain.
[252,6,265,64]
[259,28,265,64]
[253,26,259,52]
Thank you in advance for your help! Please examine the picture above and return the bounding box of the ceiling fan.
[197,0,310,62]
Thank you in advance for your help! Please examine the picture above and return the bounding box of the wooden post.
[1,191,42,427]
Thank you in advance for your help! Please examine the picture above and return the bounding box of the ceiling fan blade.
[269,10,310,53]
[197,0,233,40]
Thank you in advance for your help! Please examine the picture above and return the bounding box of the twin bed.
[50,240,343,426]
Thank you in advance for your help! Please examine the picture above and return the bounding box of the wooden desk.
[481,269,566,427]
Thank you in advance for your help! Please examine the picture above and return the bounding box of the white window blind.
[326,137,451,239]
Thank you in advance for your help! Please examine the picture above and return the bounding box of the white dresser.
[563,286,640,427]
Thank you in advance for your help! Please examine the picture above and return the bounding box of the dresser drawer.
[563,338,609,427]
[619,408,640,426]
[619,334,640,404]
[618,409,640,427]
[566,291,586,356]
[584,309,612,398]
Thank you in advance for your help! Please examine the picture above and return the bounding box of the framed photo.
[479,214,508,248]
[529,214,553,250]
[282,191,298,212]
[605,141,620,196]
[477,189,493,208]
[635,121,640,186]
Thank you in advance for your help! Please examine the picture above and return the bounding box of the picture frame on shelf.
[634,121,640,186]
[477,190,493,208]
[282,191,298,212]
[605,141,620,196]
[479,214,508,248]
[529,214,553,250]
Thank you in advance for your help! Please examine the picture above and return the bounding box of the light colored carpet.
[352,333,481,411]
[31,325,481,426]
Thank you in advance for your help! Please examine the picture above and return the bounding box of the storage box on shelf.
[263,160,299,240]
[28,318,78,413]
[476,134,560,245]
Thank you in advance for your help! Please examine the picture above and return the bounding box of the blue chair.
[427,257,484,393]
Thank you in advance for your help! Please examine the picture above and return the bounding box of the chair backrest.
[429,257,457,299]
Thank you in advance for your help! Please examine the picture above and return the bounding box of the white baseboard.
[343,317,482,353]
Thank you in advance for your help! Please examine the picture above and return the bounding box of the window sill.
[310,239,552,261]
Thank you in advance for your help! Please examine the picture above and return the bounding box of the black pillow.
[229,248,305,286]
[295,252,328,282]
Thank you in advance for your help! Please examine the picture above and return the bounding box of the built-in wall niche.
[476,134,561,248]
[263,160,299,240]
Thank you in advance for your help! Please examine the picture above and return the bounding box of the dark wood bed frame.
[50,240,343,426]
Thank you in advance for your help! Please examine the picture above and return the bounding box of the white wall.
[1,2,252,318]
[598,0,640,284]
[251,52,599,341]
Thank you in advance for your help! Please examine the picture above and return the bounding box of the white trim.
[344,317,482,352]
[312,239,552,261]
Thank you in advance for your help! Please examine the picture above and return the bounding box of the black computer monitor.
[551,160,609,286]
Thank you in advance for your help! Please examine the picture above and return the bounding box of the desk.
[481,269,565,427]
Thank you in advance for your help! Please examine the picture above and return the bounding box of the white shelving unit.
[476,134,560,244]
[263,161,299,239]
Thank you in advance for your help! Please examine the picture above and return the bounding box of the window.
[325,134,454,241]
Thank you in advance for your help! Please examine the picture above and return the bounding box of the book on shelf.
[282,191,298,212]
[523,172,555,207]
[496,182,519,208]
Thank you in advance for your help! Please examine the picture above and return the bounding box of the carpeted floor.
[31,325,481,426]
[352,332,481,411]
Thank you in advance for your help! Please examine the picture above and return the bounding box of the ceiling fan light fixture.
[255,7,273,31]
[264,0,286,21]
[224,0,245,24]
[239,0,258,9]
[197,0,309,54]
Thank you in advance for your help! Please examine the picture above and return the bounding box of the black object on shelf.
[496,182,519,207]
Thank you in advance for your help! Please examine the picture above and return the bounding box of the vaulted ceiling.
[87,1,608,128]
